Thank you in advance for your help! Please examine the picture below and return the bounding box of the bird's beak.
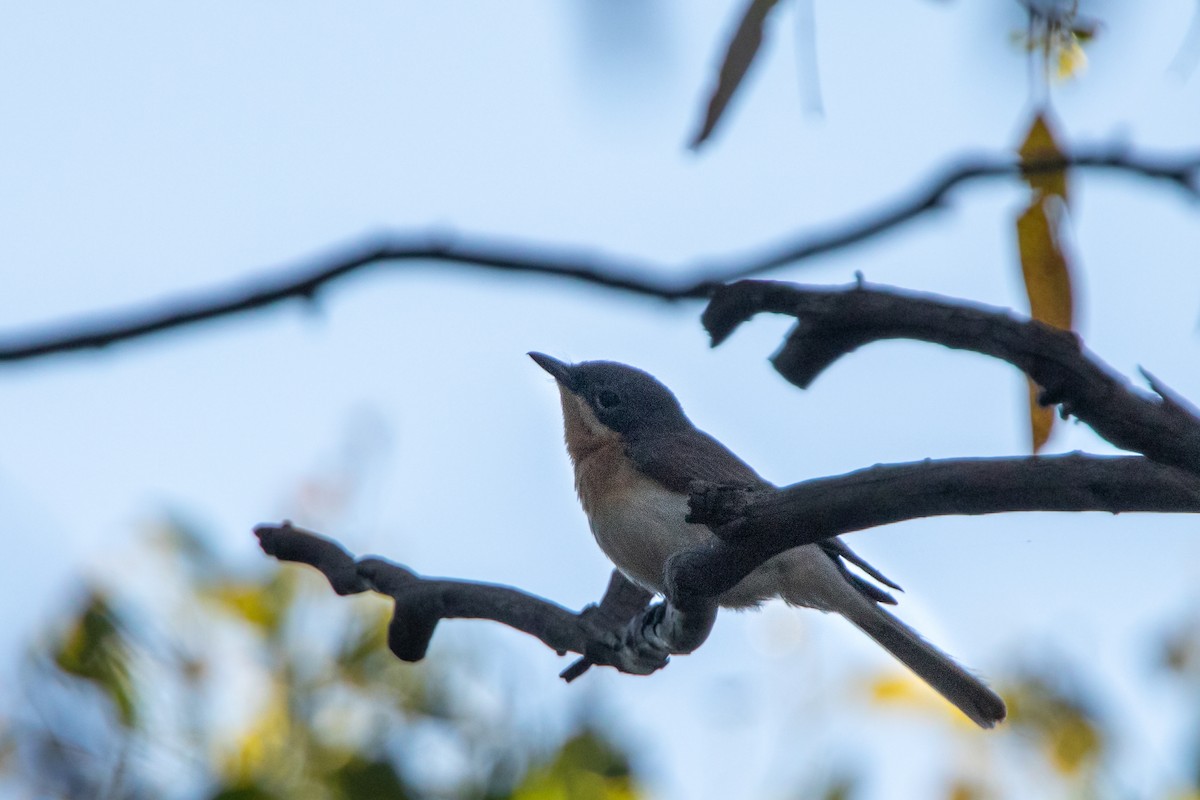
[528,352,574,389]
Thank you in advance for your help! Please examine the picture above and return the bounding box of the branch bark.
[256,454,1200,673]
[3,149,1197,364]
[703,280,1200,475]
[668,453,1200,605]
[253,522,687,679]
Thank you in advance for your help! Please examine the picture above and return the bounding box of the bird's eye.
[596,390,621,409]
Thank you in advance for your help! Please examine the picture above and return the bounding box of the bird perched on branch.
[529,353,1005,729]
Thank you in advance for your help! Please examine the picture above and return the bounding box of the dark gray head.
[529,352,689,435]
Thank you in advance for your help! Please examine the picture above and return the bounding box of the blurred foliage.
[509,731,638,800]
[23,519,1200,800]
[1004,667,1104,777]
[51,590,138,728]
[1012,1,1098,83]
[848,635,1200,800]
[0,518,644,800]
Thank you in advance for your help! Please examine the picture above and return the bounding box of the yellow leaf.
[220,682,291,785]
[1027,379,1055,453]
[1018,110,1068,203]
[866,672,972,727]
[1016,196,1074,452]
[869,673,921,704]
[1017,198,1074,331]
[201,571,295,632]
[948,781,986,800]
[1056,37,1088,81]
[207,583,280,629]
[1047,714,1101,775]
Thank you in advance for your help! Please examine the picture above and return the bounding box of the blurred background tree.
[7,521,1199,798]
[0,510,642,800]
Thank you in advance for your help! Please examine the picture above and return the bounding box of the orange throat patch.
[556,387,634,518]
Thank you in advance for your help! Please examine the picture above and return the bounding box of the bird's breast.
[573,442,713,595]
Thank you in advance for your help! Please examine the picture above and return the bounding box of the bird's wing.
[629,428,904,606]
[820,538,903,605]
[626,429,765,494]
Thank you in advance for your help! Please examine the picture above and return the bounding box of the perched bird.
[529,353,1006,728]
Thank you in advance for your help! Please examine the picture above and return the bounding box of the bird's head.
[528,353,689,444]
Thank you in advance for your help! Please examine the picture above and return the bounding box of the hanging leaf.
[1055,36,1089,80]
[689,0,783,149]
[1010,5,1098,85]
[1017,198,1073,332]
[1018,112,1069,203]
[1015,109,1076,452]
[1025,377,1056,454]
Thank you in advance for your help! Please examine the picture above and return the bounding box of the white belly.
[588,480,711,595]
[588,477,812,609]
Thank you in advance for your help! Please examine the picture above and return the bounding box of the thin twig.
[2,149,1197,364]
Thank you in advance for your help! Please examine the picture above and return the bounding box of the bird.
[528,353,1006,729]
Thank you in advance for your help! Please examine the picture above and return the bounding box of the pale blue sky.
[2,2,1200,798]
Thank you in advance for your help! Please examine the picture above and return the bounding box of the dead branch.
[668,453,1200,605]
[703,280,1200,475]
[256,453,1200,672]
[3,149,1197,364]
[253,522,688,679]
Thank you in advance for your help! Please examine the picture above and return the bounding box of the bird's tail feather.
[846,602,1006,729]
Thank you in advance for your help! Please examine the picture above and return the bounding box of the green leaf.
[331,756,410,800]
[689,0,783,149]
[52,591,138,728]
[208,785,281,800]
[510,730,641,800]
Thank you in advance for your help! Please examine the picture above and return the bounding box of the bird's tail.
[844,601,1006,728]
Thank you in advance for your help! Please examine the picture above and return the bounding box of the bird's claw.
[584,602,672,675]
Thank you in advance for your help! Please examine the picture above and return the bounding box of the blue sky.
[2,2,1200,797]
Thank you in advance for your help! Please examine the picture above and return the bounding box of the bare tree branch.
[256,453,1200,672]
[3,149,1197,364]
[704,280,1200,475]
[668,454,1200,605]
[253,522,686,678]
